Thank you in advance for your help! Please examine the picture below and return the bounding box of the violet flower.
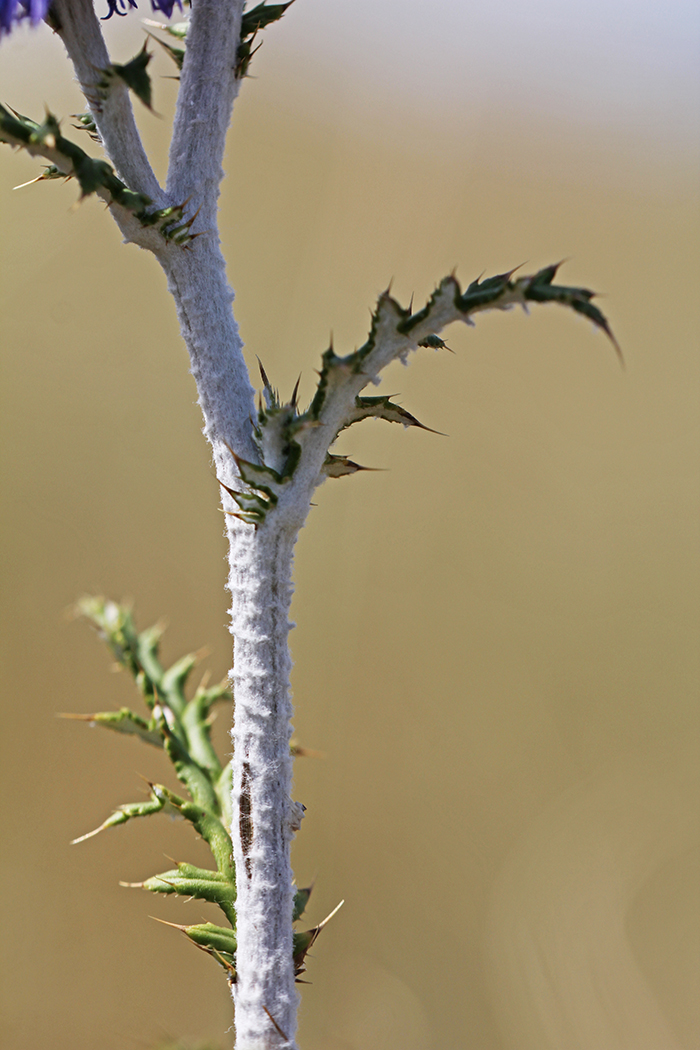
[0,0,50,34]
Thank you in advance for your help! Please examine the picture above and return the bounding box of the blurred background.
[1,1,698,1048]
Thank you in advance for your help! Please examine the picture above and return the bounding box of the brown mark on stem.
[239,760,253,880]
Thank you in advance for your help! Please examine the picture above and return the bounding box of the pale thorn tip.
[317,899,345,929]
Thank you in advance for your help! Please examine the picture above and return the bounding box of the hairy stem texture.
[228,523,300,1049]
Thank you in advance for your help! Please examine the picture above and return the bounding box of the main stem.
[228,521,300,1048]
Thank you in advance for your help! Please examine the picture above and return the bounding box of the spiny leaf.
[71,786,172,844]
[292,885,312,922]
[161,650,199,698]
[153,707,224,819]
[58,708,163,748]
[106,42,154,110]
[180,921,236,955]
[28,110,61,150]
[153,919,237,976]
[293,900,344,978]
[13,164,67,189]
[72,154,117,199]
[229,450,283,497]
[0,105,194,242]
[127,862,235,924]
[241,0,295,39]
[145,31,185,71]
[307,344,357,420]
[163,788,234,880]
[257,357,279,409]
[418,333,453,352]
[517,263,623,365]
[342,395,443,434]
[236,1,296,77]
[322,454,376,478]
[71,112,100,140]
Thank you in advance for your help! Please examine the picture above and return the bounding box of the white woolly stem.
[228,521,300,1050]
[52,0,163,200]
[166,0,244,220]
[158,247,258,464]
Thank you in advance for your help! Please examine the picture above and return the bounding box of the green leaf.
[417,333,452,351]
[108,43,154,110]
[155,920,237,977]
[71,787,170,844]
[58,708,163,748]
[131,862,235,924]
[342,395,442,434]
[322,454,374,478]
[236,1,296,77]
[183,921,236,955]
[292,885,312,922]
[13,164,68,189]
[146,31,185,71]
[518,264,623,364]
[241,1,295,39]
[293,900,344,977]
[71,113,100,141]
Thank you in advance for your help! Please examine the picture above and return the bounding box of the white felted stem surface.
[160,247,258,465]
[228,521,300,1049]
[52,0,163,201]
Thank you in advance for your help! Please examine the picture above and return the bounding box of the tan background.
[1,4,698,1049]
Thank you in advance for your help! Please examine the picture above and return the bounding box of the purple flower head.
[0,0,51,34]
[103,0,182,19]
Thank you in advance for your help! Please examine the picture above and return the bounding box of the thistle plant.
[1,2,619,1048]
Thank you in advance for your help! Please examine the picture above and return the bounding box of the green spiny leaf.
[234,454,284,496]
[180,921,236,954]
[517,264,623,364]
[181,683,231,779]
[146,31,185,71]
[418,333,452,351]
[153,704,222,816]
[293,900,344,978]
[398,275,461,334]
[241,1,295,38]
[156,785,234,880]
[155,919,237,976]
[161,651,198,704]
[107,43,154,110]
[71,154,116,199]
[13,164,68,189]
[71,112,100,141]
[322,454,375,478]
[308,344,355,419]
[342,395,442,434]
[292,885,312,922]
[58,708,163,748]
[71,787,171,844]
[236,2,296,77]
[129,862,235,924]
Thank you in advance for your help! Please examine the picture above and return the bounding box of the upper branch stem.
[166,0,245,226]
[52,0,163,201]
[159,248,258,463]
